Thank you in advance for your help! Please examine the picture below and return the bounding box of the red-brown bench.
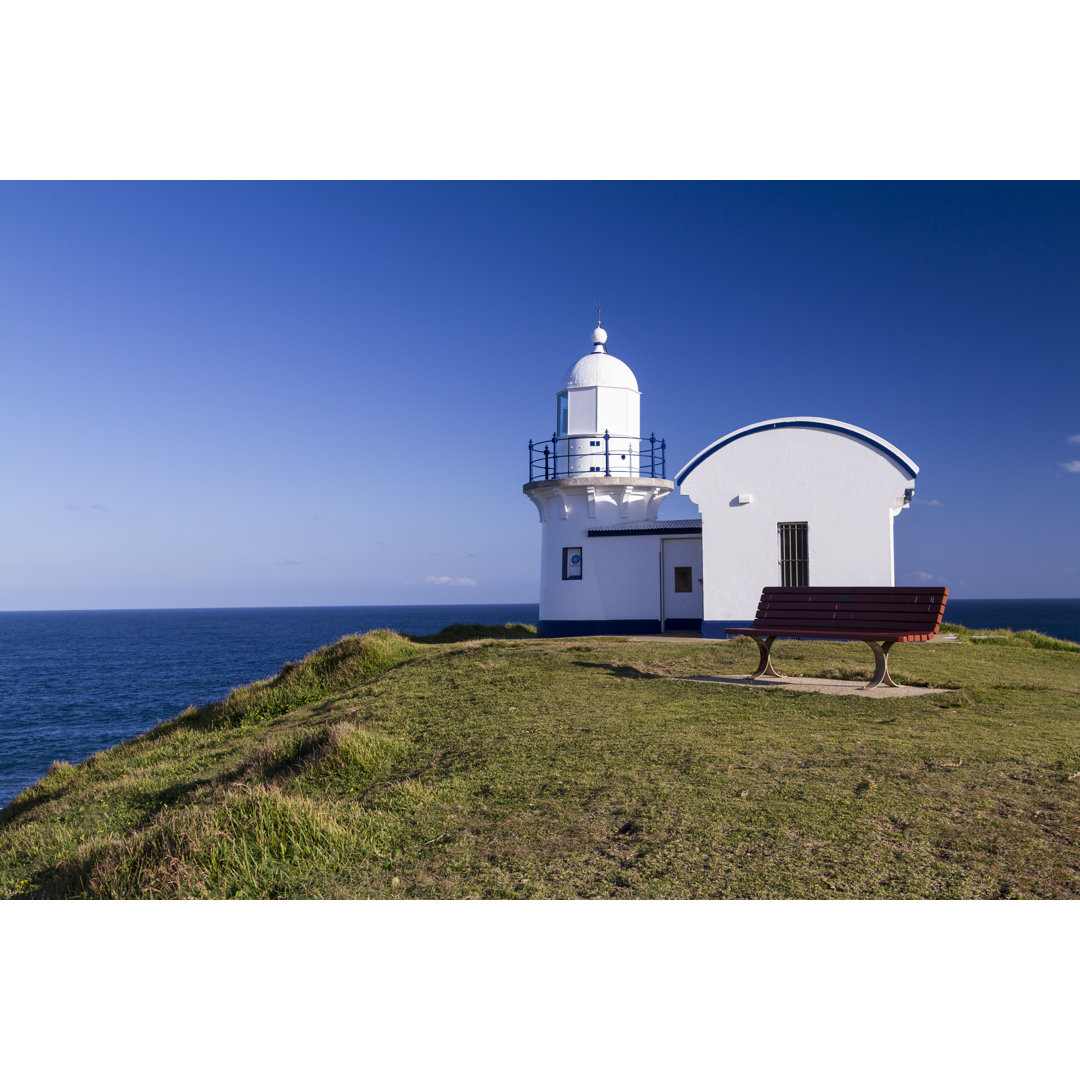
[724,586,949,689]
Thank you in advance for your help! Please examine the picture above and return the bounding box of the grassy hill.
[2,623,1079,899]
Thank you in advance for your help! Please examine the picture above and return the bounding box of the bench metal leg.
[865,641,899,689]
[748,635,781,679]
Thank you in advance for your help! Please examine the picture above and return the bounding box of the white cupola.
[555,323,643,477]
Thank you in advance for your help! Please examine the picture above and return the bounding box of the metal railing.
[528,431,666,482]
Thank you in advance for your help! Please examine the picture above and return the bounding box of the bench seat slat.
[753,606,945,618]
[757,589,948,599]
[751,627,943,636]
[758,611,942,617]
[752,616,944,630]
[732,627,937,642]
[758,597,946,604]
[759,591,947,598]
[757,608,945,618]
[758,600,946,608]
[756,613,950,622]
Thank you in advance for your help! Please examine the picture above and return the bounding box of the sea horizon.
[4,595,1079,614]
[0,601,542,615]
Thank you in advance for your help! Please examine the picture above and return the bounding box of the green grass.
[407,621,537,644]
[2,624,1079,899]
[941,622,1080,651]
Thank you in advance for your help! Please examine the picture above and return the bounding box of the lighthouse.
[522,318,924,639]
[524,322,701,636]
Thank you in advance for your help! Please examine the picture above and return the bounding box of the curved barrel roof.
[675,417,919,486]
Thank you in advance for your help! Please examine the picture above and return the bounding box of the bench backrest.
[754,586,949,640]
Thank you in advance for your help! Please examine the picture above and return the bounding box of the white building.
[677,419,917,637]
[524,323,918,638]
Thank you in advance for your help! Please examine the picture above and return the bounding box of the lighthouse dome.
[561,325,639,392]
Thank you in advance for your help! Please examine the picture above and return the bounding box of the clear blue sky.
[2,181,1078,609]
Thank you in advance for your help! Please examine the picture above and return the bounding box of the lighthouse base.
[538,617,702,637]
[539,617,661,637]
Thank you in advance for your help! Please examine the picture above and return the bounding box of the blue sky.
[2,181,1078,608]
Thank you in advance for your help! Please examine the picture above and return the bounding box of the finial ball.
[591,326,608,346]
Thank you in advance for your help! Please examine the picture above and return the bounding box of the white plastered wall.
[525,478,672,624]
[678,424,915,625]
[538,520,662,624]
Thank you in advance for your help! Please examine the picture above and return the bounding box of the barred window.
[778,522,808,587]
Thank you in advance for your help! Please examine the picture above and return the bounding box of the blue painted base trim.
[663,618,703,632]
[703,620,753,639]
[539,619,662,637]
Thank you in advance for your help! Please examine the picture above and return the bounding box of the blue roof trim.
[675,419,918,485]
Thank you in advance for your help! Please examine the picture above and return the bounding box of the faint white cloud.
[279,559,301,566]
[908,570,966,588]
[1060,460,1080,474]
[1067,434,1080,444]
[424,575,478,587]
[912,498,943,507]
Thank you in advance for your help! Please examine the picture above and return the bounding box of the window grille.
[778,522,809,587]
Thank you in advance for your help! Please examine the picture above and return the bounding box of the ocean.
[1,599,1078,809]
[942,599,1080,645]
[0,603,538,809]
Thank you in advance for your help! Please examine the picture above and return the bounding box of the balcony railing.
[528,431,666,482]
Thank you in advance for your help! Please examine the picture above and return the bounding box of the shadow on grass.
[408,623,537,644]
[23,860,84,899]
[0,782,75,827]
[572,661,663,680]
[127,777,208,822]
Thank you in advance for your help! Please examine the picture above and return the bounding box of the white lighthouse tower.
[523,321,679,636]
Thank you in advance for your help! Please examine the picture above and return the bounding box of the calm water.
[2,599,1078,809]
[943,599,1080,645]
[0,604,538,808]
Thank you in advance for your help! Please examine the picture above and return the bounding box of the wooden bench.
[724,586,949,689]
